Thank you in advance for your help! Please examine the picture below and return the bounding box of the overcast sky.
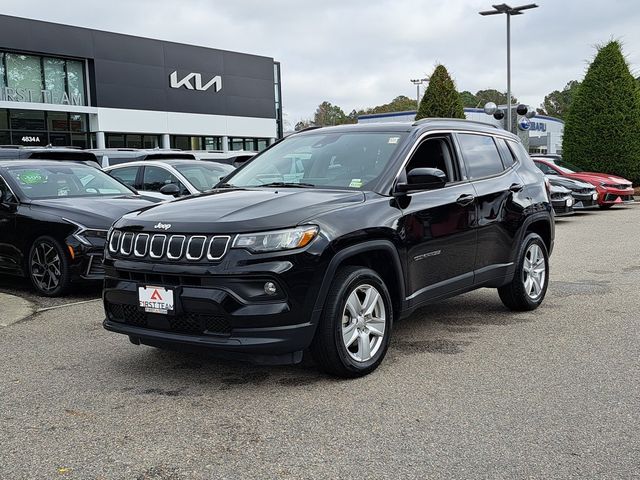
[4,0,640,128]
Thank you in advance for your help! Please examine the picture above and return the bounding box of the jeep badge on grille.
[154,222,172,230]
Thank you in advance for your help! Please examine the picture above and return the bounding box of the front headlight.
[232,226,319,253]
[63,218,108,246]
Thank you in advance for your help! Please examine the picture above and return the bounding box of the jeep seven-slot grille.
[108,230,230,262]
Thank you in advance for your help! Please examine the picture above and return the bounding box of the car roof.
[0,159,101,168]
[105,159,232,169]
[291,118,512,138]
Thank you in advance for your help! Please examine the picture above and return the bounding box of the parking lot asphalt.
[1,206,639,479]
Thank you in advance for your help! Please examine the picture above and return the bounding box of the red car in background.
[532,155,634,209]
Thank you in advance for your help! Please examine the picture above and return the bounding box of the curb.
[0,292,35,328]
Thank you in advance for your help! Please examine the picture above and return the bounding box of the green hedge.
[563,41,640,183]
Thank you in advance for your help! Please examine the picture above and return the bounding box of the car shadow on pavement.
[0,276,102,308]
[107,291,537,387]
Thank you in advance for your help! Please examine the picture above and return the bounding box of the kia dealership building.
[0,15,282,151]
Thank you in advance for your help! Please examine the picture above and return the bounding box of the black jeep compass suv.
[103,119,554,377]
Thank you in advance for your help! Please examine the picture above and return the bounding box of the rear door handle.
[509,183,524,192]
[456,194,475,206]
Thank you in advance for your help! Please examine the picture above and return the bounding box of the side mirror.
[0,190,17,210]
[159,183,181,196]
[395,168,447,195]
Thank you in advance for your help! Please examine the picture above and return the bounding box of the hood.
[568,172,632,186]
[549,184,571,195]
[547,176,594,190]
[115,188,365,233]
[30,195,158,229]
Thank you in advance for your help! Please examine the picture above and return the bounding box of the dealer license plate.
[138,286,174,314]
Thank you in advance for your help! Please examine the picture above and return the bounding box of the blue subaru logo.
[518,117,531,131]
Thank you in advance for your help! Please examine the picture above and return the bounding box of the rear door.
[398,134,477,305]
[455,133,524,283]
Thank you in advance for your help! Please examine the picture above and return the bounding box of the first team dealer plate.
[138,286,174,314]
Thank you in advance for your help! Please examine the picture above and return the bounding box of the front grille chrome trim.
[186,235,207,261]
[167,235,186,260]
[108,230,122,253]
[149,234,167,259]
[207,235,231,261]
[134,233,150,257]
[120,232,134,256]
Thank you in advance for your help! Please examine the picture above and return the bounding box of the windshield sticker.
[388,136,400,144]
[349,178,363,188]
[18,171,45,185]
[283,173,304,182]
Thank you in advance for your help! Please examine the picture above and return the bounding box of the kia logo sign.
[169,71,222,92]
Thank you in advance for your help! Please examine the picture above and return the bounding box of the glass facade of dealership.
[0,50,91,147]
[0,38,280,151]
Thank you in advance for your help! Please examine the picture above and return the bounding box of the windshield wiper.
[260,182,315,188]
[215,183,236,189]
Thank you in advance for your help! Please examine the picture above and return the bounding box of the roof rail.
[412,117,499,129]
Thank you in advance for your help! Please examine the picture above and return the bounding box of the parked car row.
[532,154,634,215]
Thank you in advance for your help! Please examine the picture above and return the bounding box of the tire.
[28,236,71,297]
[498,233,549,311]
[311,266,393,378]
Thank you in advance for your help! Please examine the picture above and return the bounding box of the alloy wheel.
[30,241,62,293]
[522,243,546,300]
[341,284,386,362]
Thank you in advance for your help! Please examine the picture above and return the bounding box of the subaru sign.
[518,117,531,131]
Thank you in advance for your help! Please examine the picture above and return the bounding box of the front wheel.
[311,266,393,378]
[498,233,549,311]
[28,236,71,297]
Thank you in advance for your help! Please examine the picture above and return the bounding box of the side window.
[534,161,554,175]
[496,138,516,168]
[404,136,457,183]
[0,175,16,203]
[109,166,139,188]
[506,139,533,165]
[457,134,505,179]
[142,166,188,195]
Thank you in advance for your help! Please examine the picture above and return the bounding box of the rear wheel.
[498,233,549,311]
[28,236,71,297]
[311,266,393,378]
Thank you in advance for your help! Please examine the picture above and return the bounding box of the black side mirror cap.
[395,168,447,195]
[159,183,181,196]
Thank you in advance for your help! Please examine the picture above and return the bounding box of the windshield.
[223,131,406,190]
[554,159,582,174]
[6,164,135,199]
[173,162,234,191]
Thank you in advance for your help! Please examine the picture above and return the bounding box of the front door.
[398,135,477,306]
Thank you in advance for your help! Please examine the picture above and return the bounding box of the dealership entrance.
[0,108,90,147]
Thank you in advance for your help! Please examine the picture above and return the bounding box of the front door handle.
[509,183,524,192]
[456,194,475,206]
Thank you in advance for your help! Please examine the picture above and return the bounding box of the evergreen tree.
[415,65,465,120]
[563,41,640,182]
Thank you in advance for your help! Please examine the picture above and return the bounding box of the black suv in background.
[103,119,554,377]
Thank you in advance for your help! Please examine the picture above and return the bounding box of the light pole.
[479,3,538,132]
[410,77,428,109]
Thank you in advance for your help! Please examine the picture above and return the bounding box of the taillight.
[544,177,551,194]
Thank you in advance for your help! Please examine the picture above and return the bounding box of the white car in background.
[104,159,234,200]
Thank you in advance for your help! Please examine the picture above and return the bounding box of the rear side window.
[109,166,139,188]
[496,138,516,167]
[457,134,505,179]
[506,139,533,165]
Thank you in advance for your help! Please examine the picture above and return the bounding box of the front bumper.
[599,188,635,205]
[551,197,574,217]
[571,192,599,210]
[102,247,326,362]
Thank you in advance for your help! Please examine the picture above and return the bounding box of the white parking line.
[36,299,101,313]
